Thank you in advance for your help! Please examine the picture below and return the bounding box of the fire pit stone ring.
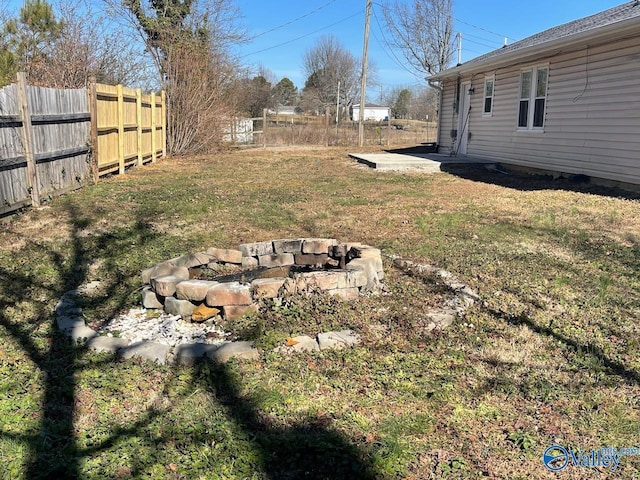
[141,238,384,322]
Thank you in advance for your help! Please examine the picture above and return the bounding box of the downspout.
[427,79,443,151]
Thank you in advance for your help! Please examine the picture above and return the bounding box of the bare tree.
[164,40,237,153]
[382,0,455,75]
[383,83,438,122]
[45,2,149,88]
[409,85,438,120]
[109,0,246,154]
[1,0,149,88]
[302,34,359,114]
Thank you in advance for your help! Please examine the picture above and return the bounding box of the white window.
[518,66,548,130]
[483,76,494,116]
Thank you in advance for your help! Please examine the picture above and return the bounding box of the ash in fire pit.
[191,265,319,284]
[141,238,385,323]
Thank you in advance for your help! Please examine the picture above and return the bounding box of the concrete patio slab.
[349,152,495,172]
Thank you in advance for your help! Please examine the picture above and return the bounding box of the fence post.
[117,84,125,174]
[325,106,330,147]
[231,116,236,144]
[262,108,267,148]
[16,72,40,207]
[88,77,99,183]
[136,88,142,166]
[151,92,157,162]
[161,90,167,158]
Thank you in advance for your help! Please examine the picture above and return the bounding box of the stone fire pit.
[141,238,385,322]
[56,238,479,366]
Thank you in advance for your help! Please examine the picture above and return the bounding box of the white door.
[458,82,471,155]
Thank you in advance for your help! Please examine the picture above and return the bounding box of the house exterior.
[268,105,300,115]
[428,1,640,186]
[352,104,390,122]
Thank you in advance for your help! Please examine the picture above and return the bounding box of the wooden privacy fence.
[0,73,166,216]
[89,82,166,177]
[0,73,91,215]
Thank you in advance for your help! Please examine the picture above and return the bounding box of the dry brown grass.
[1,146,640,479]
[253,117,437,147]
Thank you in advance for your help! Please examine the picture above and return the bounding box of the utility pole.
[336,81,340,140]
[457,32,462,65]
[358,0,372,148]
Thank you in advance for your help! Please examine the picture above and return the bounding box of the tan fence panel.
[95,83,120,176]
[93,82,165,178]
[122,86,138,170]
[140,93,153,163]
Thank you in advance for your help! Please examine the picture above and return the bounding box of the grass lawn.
[1,146,639,479]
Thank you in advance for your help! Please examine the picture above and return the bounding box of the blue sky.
[235,0,623,92]
[3,0,626,93]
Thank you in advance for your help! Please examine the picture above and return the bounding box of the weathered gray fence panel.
[0,84,29,214]
[27,85,90,198]
[0,80,91,215]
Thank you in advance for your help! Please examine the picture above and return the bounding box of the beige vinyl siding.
[439,35,640,184]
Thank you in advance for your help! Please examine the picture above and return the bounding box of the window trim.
[516,64,548,131]
[482,75,495,117]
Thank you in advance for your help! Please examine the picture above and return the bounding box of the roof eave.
[427,15,640,82]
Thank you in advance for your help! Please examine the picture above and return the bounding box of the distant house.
[268,105,300,115]
[352,104,390,122]
[428,1,640,186]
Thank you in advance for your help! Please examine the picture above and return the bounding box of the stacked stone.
[141,238,385,322]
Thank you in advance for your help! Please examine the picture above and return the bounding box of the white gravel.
[97,308,229,347]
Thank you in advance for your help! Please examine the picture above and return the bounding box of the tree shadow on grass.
[487,307,640,386]
[0,201,160,478]
[191,359,378,480]
[0,200,378,479]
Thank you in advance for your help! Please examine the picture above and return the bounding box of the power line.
[454,17,517,42]
[369,2,510,77]
[249,0,338,41]
[463,36,501,50]
[240,10,363,58]
[461,31,504,46]
[371,1,516,42]
[370,6,425,81]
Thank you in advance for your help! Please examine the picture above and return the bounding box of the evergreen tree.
[0,0,62,85]
[393,89,412,119]
[272,77,297,107]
